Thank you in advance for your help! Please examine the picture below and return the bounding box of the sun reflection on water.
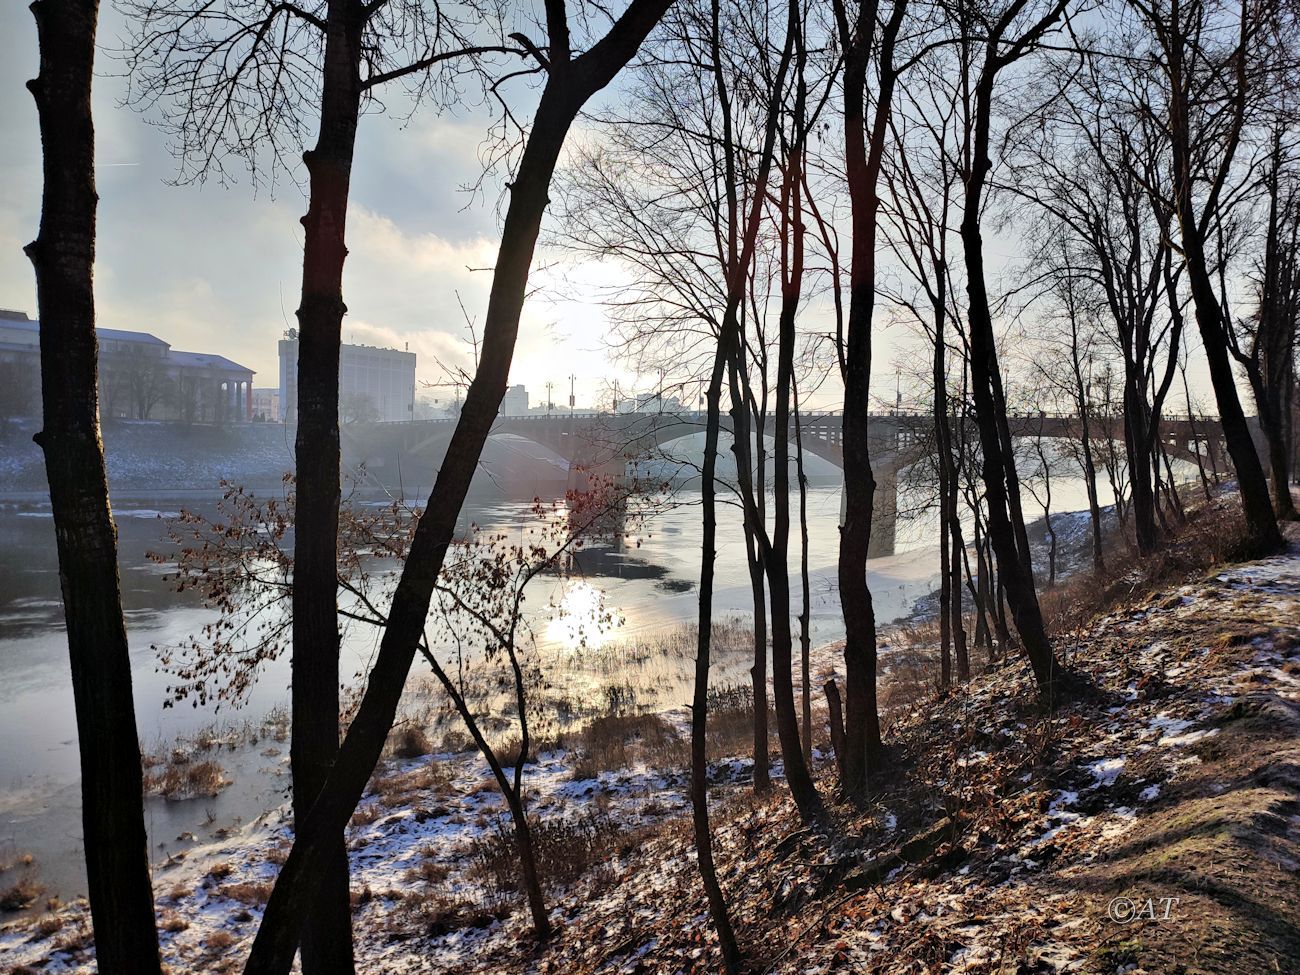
[544,581,622,652]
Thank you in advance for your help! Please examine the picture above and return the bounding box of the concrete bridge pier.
[565,450,629,495]
[838,464,899,560]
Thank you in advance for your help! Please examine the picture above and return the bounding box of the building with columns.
[0,309,256,422]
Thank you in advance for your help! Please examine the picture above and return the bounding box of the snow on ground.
[3,514,1297,973]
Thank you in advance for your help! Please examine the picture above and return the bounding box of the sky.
[1,4,1226,417]
[0,4,665,412]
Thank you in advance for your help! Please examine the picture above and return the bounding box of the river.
[0,458,1129,903]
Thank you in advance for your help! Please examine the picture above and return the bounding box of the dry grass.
[205,929,236,951]
[468,808,659,896]
[0,875,44,912]
[34,913,63,938]
[220,881,273,905]
[389,724,433,759]
[879,649,941,728]
[160,910,190,933]
[205,861,234,884]
[350,801,384,828]
[383,888,508,938]
[1040,499,1250,641]
[52,920,94,955]
[403,849,452,887]
[0,852,35,874]
[565,711,683,779]
[143,758,229,800]
[368,758,455,809]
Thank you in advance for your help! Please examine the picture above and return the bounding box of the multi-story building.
[251,387,281,422]
[278,330,416,424]
[0,309,255,422]
[501,385,529,416]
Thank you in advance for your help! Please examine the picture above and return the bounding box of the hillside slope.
[475,519,1300,975]
[1,516,1295,975]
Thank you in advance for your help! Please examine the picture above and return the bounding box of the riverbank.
[2,498,1296,973]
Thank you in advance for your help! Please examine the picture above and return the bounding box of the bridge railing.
[366,407,1224,426]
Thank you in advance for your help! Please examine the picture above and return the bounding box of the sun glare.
[545,581,617,652]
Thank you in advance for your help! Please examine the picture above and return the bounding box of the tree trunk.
[1181,242,1282,552]
[961,57,1060,690]
[972,517,992,657]
[761,13,821,817]
[745,538,770,792]
[1079,419,1105,570]
[291,5,365,971]
[420,647,551,938]
[767,167,821,820]
[241,8,673,966]
[835,0,906,799]
[950,512,969,681]
[1162,11,1283,554]
[824,679,846,775]
[693,321,743,975]
[1124,383,1160,554]
[794,383,814,762]
[933,286,953,690]
[25,3,162,971]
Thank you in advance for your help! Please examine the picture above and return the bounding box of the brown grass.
[143,758,229,799]
[565,711,682,779]
[0,875,44,912]
[35,913,63,937]
[160,910,190,933]
[205,861,234,883]
[468,808,661,896]
[205,929,236,951]
[220,881,272,905]
[369,758,455,809]
[390,725,433,759]
[0,852,34,874]
[385,888,508,938]
[1040,499,1249,640]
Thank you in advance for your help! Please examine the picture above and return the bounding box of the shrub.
[143,759,229,799]
[391,725,432,759]
[160,911,190,933]
[469,808,629,894]
[0,876,43,912]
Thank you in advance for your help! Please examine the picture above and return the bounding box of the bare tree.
[558,0,801,797]
[121,5,526,967]
[950,0,1068,692]
[881,25,971,689]
[1008,39,1192,557]
[1127,0,1286,553]
[107,345,174,419]
[239,3,674,970]
[1233,125,1299,519]
[831,0,909,797]
[24,0,162,970]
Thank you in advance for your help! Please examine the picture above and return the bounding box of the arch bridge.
[342,409,1231,558]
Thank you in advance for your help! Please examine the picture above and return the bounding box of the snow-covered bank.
[6,500,1294,974]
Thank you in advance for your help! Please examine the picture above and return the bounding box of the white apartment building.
[278,330,416,424]
[501,385,529,416]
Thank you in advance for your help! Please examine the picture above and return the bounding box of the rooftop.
[169,349,254,374]
[0,315,170,348]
